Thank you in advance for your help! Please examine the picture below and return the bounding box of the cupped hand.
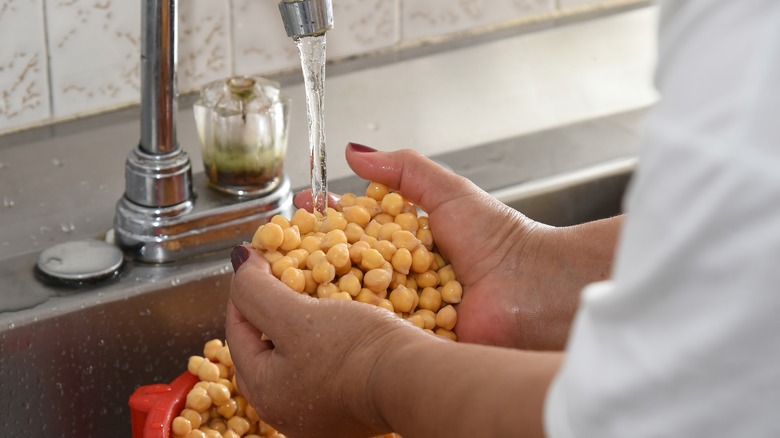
[226,245,430,438]
[297,143,618,350]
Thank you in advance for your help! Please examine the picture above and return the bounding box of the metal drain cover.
[37,239,124,282]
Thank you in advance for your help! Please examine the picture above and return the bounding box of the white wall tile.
[328,0,398,59]
[401,0,554,41]
[178,0,231,93]
[0,0,50,132]
[231,0,299,77]
[559,0,605,9]
[45,0,140,118]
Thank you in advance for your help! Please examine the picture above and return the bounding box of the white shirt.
[545,1,780,436]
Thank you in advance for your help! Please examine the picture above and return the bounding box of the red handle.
[129,372,199,438]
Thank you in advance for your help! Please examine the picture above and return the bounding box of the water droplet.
[7,322,15,329]
[39,225,52,233]
[51,158,63,167]
[59,222,75,233]
[0,162,7,169]
[367,122,379,131]
[3,197,14,208]
[171,277,181,286]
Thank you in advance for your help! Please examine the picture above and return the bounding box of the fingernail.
[348,142,377,153]
[231,245,250,273]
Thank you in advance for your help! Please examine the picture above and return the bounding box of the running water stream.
[295,35,328,215]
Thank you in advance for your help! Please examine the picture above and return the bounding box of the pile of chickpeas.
[252,181,461,339]
[172,182,460,437]
[174,339,399,438]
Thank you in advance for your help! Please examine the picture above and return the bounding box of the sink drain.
[36,240,124,286]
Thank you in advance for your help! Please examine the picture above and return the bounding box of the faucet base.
[114,173,294,263]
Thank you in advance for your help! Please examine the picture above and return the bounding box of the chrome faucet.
[278,0,334,38]
[113,0,297,263]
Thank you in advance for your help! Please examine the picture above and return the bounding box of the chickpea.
[186,387,212,412]
[338,192,357,208]
[342,205,371,227]
[203,339,223,361]
[377,298,395,313]
[180,409,203,430]
[390,248,413,275]
[339,273,362,297]
[290,208,317,234]
[286,248,309,267]
[302,270,318,294]
[363,219,381,238]
[372,212,395,225]
[348,240,370,264]
[394,212,419,233]
[418,216,430,230]
[281,267,306,293]
[270,215,290,228]
[271,256,298,278]
[373,240,397,262]
[360,248,385,271]
[278,225,301,252]
[436,305,458,331]
[380,192,404,216]
[200,428,220,438]
[330,291,353,301]
[411,246,432,274]
[321,229,348,251]
[390,230,419,252]
[413,309,437,330]
[378,222,403,241]
[216,398,238,419]
[188,356,204,375]
[312,260,336,284]
[253,223,284,252]
[359,234,378,246]
[262,250,283,264]
[209,418,228,433]
[407,314,425,329]
[227,416,250,436]
[416,270,440,288]
[215,347,232,368]
[326,243,351,268]
[207,383,232,406]
[435,328,458,341]
[316,282,339,299]
[438,264,456,285]
[419,286,443,312]
[185,429,206,438]
[441,280,463,304]
[305,250,327,270]
[355,288,382,305]
[365,181,390,201]
[389,285,415,313]
[321,211,348,232]
[198,359,220,383]
[344,222,365,243]
[172,416,193,435]
[363,268,392,293]
[390,271,407,290]
[356,196,383,217]
[417,228,434,250]
[299,235,323,254]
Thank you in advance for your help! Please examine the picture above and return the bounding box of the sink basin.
[494,158,633,226]
[0,109,644,436]
[0,161,634,437]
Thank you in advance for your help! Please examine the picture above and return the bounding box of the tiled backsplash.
[0,0,642,135]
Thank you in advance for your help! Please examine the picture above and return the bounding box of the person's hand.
[226,244,432,438]
[297,143,620,350]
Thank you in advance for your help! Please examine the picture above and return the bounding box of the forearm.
[371,335,563,437]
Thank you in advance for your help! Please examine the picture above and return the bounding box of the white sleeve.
[545,1,780,436]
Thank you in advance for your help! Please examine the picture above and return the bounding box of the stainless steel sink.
[0,109,644,436]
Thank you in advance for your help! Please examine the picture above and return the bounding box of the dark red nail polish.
[348,142,377,153]
[231,245,250,273]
